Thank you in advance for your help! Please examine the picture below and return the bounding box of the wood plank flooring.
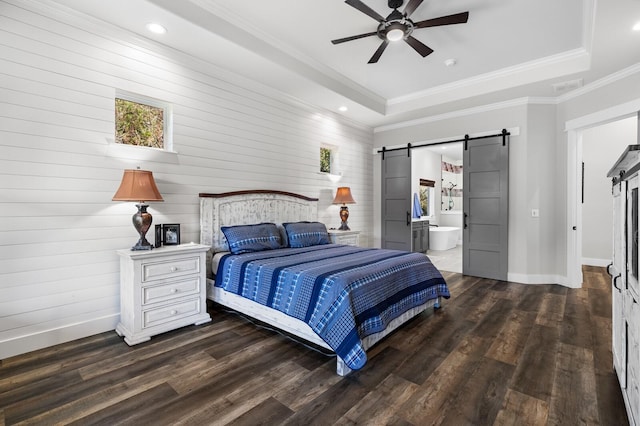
[0,266,629,425]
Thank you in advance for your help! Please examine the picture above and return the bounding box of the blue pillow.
[221,223,283,254]
[283,221,330,248]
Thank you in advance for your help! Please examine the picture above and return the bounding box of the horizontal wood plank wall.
[0,0,374,359]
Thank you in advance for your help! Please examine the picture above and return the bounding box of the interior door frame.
[565,98,640,287]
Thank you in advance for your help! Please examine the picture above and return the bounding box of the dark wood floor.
[0,266,629,425]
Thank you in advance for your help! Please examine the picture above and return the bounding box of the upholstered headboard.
[199,190,319,253]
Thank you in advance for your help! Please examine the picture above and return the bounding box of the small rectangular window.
[320,147,332,173]
[115,92,171,150]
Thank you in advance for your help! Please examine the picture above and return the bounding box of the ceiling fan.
[331,0,469,64]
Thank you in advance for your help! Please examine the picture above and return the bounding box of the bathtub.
[429,226,460,251]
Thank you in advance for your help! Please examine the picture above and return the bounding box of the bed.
[199,190,449,375]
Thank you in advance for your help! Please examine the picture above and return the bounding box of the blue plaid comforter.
[214,244,449,370]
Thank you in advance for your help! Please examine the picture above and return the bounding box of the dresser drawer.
[143,297,202,329]
[143,278,201,305]
[142,256,200,283]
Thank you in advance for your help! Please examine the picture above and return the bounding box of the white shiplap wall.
[0,0,374,359]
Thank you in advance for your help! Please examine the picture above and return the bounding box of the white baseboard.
[0,314,119,360]
[582,257,611,267]
[507,273,577,288]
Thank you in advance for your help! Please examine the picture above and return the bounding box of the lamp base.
[339,205,350,231]
[131,203,154,251]
[131,240,154,251]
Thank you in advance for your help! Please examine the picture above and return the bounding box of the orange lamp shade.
[112,169,164,203]
[332,187,356,205]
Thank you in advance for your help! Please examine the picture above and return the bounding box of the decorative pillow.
[221,223,283,254]
[283,221,330,248]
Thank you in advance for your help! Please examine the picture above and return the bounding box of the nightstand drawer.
[337,235,358,246]
[327,230,360,246]
[142,256,200,282]
[143,297,201,329]
[143,278,201,305]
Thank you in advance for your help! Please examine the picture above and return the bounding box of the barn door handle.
[607,262,613,276]
[407,211,411,226]
[464,213,468,229]
[613,274,622,292]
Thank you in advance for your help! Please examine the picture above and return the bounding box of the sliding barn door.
[463,134,509,280]
[381,148,412,251]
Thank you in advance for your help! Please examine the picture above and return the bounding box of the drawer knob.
[171,288,178,293]
[170,266,178,272]
[170,310,178,315]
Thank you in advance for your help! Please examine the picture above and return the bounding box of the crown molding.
[384,48,589,118]
[375,97,551,133]
[558,62,640,103]
[375,62,640,133]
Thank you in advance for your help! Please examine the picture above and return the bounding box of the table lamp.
[112,168,164,250]
[332,187,356,231]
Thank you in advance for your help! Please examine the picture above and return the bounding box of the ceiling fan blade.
[331,31,379,44]
[405,36,434,57]
[344,0,385,22]
[368,40,389,63]
[414,11,469,29]
[403,0,424,18]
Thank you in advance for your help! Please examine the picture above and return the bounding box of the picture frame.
[162,224,181,246]
[155,224,162,248]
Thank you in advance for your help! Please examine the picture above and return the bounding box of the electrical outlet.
[531,209,540,217]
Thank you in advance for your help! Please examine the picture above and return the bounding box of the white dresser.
[327,229,360,246]
[116,243,211,345]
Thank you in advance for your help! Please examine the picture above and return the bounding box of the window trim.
[320,146,332,174]
[115,90,174,152]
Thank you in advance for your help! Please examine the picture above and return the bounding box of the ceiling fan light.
[386,28,405,41]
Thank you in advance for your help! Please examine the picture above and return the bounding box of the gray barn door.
[463,135,509,280]
[381,148,412,251]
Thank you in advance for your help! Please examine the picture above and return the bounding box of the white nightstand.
[327,229,360,246]
[116,243,211,345]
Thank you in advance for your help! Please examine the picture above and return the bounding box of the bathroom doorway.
[412,142,464,273]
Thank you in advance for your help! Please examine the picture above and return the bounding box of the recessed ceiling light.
[633,22,640,31]
[146,23,167,34]
[338,106,348,112]
[444,58,457,67]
